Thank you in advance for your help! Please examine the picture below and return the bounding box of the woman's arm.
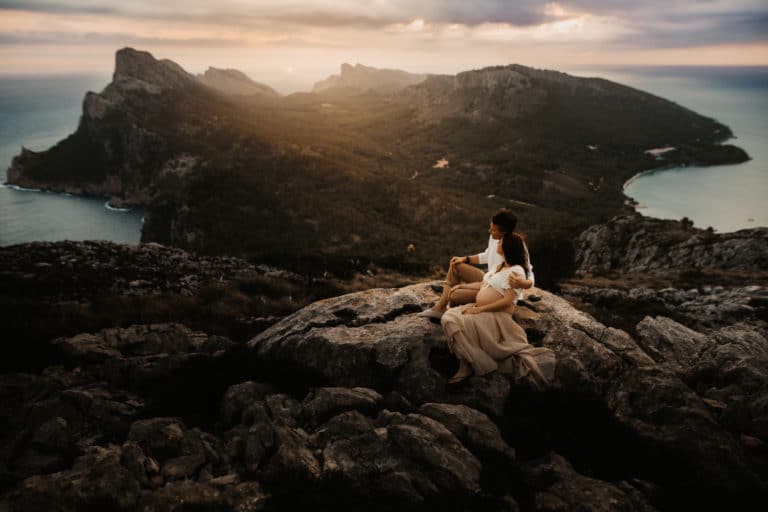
[463,289,516,314]
[509,273,533,290]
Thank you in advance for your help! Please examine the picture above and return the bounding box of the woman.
[440,232,555,386]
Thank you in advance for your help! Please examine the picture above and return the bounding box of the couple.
[418,209,555,386]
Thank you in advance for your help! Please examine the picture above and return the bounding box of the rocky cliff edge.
[2,265,766,509]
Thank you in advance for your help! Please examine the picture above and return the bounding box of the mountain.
[197,67,281,97]
[4,48,749,281]
[312,62,428,94]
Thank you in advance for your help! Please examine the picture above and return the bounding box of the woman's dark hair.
[491,208,518,234]
[501,232,530,277]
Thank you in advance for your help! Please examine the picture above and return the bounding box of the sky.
[1,0,767,92]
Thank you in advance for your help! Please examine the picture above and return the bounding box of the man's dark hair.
[491,209,518,233]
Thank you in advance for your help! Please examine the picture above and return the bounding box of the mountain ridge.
[3,48,750,281]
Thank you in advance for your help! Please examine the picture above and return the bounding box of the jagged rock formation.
[576,214,768,274]
[5,48,219,207]
[312,62,428,94]
[2,261,765,509]
[399,65,547,122]
[561,214,768,502]
[0,240,339,375]
[197,67,281,97]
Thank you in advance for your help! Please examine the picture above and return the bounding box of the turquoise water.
[0,74,144,246]
[571,66,768,232]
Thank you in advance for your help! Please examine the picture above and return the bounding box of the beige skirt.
[441,304,556,388]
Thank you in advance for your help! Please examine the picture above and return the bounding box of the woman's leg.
[448,358,473,383]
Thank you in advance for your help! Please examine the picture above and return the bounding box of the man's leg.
[433,263,485,311]
[447,286,479,307]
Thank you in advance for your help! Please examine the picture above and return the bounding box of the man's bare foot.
[448,360,472,384]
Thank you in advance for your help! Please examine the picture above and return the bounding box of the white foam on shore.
[644,146,676,156]
[104,201,132,212]
[1,183,42,192]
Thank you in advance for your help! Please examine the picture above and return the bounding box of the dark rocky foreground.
[1,234,767,510]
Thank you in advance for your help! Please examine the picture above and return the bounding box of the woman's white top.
[482,264,526,302]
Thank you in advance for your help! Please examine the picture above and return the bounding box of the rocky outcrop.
[246,283,766,504]
[197,67,281,98]
[2,274,766,509]
[312,62,427,94]
[563,213,768,504]
[0,240,323,375]
[576,214,768,274]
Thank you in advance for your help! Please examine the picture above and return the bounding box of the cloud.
[0,0,766,71]
[0,0,116,15]
[0,31,247,47]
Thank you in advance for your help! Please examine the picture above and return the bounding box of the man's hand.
[463,306,482,315]
[450,256,466,266]
[508,273,529,289]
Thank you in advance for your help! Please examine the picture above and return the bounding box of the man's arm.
[450,254,480,266]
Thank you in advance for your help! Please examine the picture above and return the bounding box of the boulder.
[523,453,657,512]
[575,215,768,274]
[249,282,767,501]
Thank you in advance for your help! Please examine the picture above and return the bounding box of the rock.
[635,316,709,370]
[242,423,276,473]
[313,410,375,446]
[127,418,185,463]
[248,284,432,388]
[197,67,281,97]
[246,281,767,500]
[219,381,275,429]
[120,441,151,487]
[313,63,427,94]
[301,387,383,426]
[248,283,515,417]
[320,409,482,507]
[161,452,206,480]
[7,445,142,511]
[0,369,143,482]
[113,47,198,91]
[138,480,222,511]
[563,283,766,332]
[264,394,302,428]
[51,323,208,363]
[524,453,657,512]
[531,291,764,499]
[418,403,516,466]
[576,214,768,274]
[262,426,321,489]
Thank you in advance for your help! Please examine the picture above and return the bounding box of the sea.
[0,74,144,246]
[0,67,766,246]
[570,66,768,232]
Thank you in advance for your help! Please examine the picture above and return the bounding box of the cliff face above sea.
[4,48,751,280]
[1,231,766,510]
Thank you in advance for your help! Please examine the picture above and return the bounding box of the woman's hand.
[463,306,482,315]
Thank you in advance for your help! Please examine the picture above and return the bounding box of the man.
[417,208,534,320]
